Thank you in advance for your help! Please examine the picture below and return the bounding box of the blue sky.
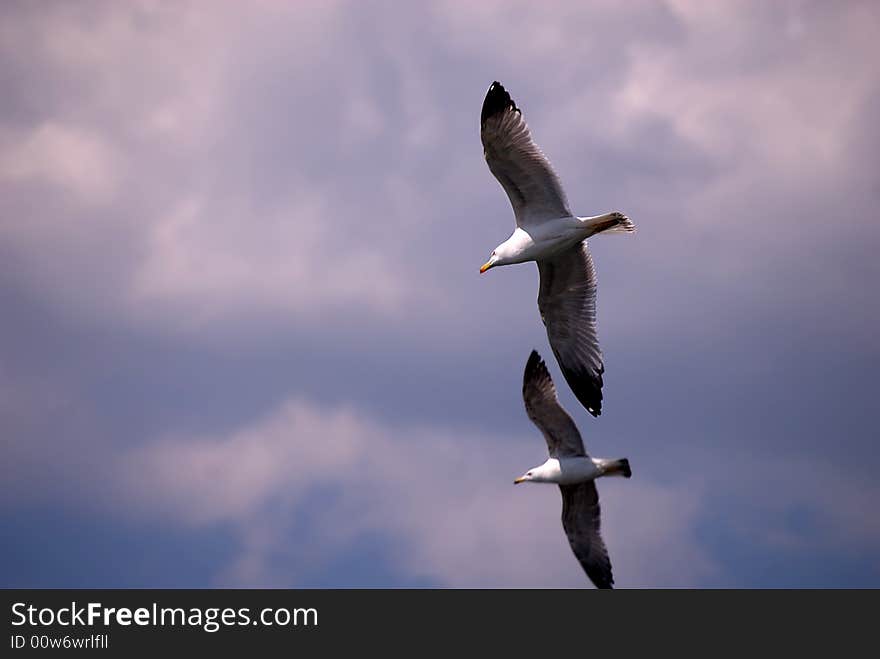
[2,0,879,588]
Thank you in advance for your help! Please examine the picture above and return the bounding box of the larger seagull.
[479,81,634,416]
[516,350,632,589]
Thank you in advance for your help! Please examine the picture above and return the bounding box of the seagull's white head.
[514,461,555,484]
[479,248,500,274]
[479,241,516,274]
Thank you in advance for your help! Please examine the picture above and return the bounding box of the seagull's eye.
[527,472,533,476]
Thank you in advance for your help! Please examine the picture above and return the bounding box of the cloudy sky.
[2,0,878,588]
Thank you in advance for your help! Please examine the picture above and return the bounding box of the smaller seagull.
[515,350,632,589]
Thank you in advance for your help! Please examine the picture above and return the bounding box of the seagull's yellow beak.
[480,260,493,274]
[514,477,526,484]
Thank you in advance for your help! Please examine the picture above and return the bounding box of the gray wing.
[522,350,587,458]
[560,482,614,589]
[480,81,572,228]
[537,241,604,417]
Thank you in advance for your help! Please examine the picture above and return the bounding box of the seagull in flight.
[479,81,634,416]
[516,350,632,589]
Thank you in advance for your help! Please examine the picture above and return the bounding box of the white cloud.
[613,0,879,207]
[0,123,121,203]
[127,190,407,331]
[0,1,426,335]
[117,396,716,587]
[112,394,880,586]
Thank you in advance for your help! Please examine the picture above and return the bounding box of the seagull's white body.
[521,456,625,485]
[491,214,626,267]
[521,456,600,485]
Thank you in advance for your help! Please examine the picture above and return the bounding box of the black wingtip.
[524,350,555,397]
[560,363,604,417]
[526,348,542,368]
[524,349,547,383]
[481,80,517,124]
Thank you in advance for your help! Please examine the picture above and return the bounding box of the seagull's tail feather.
[603,458,632,478]
[582,211,635,236]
